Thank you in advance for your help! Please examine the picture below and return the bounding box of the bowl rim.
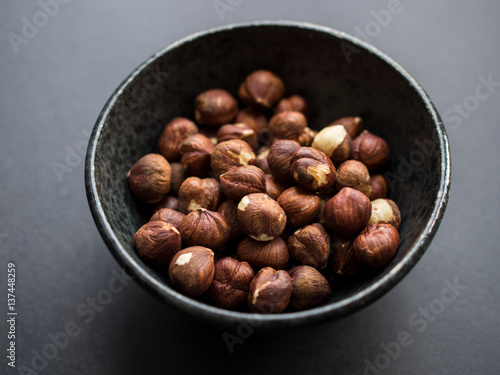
[85,20,451,329]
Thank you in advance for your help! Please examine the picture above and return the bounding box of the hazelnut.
[237,193,287,241]
[370,174,388,200]
[157,117,199,161]
[237,237,289,270]
[290,147,336,192]
[287,223,330,269]
[248,267,292,313]
[216,123,259,150]
[297,127,317,146]
[194,89,238,127]
[220,165,267,201]
[210,139,257,178]
[331,116,364,139]
[256,147,271,174]
[269,111,307,141]
[335,160,372,197]
[169,162,186,196]
[353,224,400,268]
[311,125,352,165]
[277,187,321,227]
[133,221,181,265]
[169,246,215,297]
[329,234,365,275]
[351,130,390,171]
[154,195,178,212]
[288,266,332,310]
[179,134,215,177]
[275,94,309,118]
[179,208,231,249]
[127,153,171,203]
[239,70,285,109]
[368,199,401,230]
[236,107,268,133]
[149,208,185,229]
[217,200,244,240]
[177,177,223,214]
[209,257,255,310]
[267,140,301,183]
[265,174,287,200]
[323,187,372,238]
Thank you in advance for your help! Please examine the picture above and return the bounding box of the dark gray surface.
[0,1,498,374]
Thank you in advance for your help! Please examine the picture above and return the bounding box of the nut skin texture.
[370,174,388,200]
[290,147,337,192]
[169,162,186,196]
[216,200,243,240]
[179,134,215,177]
[267,140,301,183]
[269,111,307,141]
[351,130,390,171]
[149,208,185,229]
[312,125,352,166]
[133,221,181,265]
[237,237,289,270]
[179,209,231,249]
[127,153,171,204]
[157,117,199,161]
[275,94,309,118]
[329,234,365,275]
[287,223,330,269]
[256,147,271,174]
[169,246,215,297]
[265,174,287,200]
[220,165,267,201]
[194,89,238,127]
[297,127,317,146]
[368,199,401,230]
[211,139,257,178]
[208,257,255,310]
[237,193,287,242]
[177,177,223,214]
[248,267,292,314]
[288,266,332,310]
[335,160,372,197]
[236,107,268,132]
[323,187,372,238]
[154,195,178,212]
[277,187,321,228]
[331,116,364,139]
[353,224,400,268]
[216,123,259,150]
[239,70,285,109]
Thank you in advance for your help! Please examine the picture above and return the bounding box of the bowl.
[85,21,451,330]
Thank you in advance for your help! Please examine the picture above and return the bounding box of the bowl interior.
[87,22,449,329]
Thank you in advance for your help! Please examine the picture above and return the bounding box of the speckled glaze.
[85,21,451,330]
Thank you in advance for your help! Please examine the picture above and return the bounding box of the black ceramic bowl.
[85,21,450,329]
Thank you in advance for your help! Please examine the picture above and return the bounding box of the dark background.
[1,1,499,374]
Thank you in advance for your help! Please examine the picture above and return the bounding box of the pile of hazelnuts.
[127,70,401,314]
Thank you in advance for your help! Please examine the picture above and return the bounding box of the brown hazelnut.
[237,237,289,270]
[179,208,231,249]
[154,195,178,212]
[169,162,185,196]
[216,123,259,150]
[179,134,215,177]
[157,117,199,161]
[287,223,330,269]
[211,139,257,178]
[351,130,390,171]
[368,199,401,230]
[329,234,365,275]
[237,193,287,241]
[277,187,321,228]
[169,246,215,297]
[248,267,292,313]
[370,174,388,200]
[220,165,267,201]
[269,111,307,141]
[194,89,238,127]
[256,147,271,174]
[312,125,352,165]
[216,200,243,240]
[236,107,268,133]
[239,70,285,109]
[323,187,372,238]
[209,257,254,309]
[267,140,301,183]
[177,177,223,214]
[330,116,364,139]
[297,127,317,146]
[290,147,336,192]
[288,266,332,310]
[335,160,372,197]
[149,208,185,229]
[133,221,181,265]
[265,174,287,200]
[127,153,171,203]
[275,94,309,118]
[353,224,400,268]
